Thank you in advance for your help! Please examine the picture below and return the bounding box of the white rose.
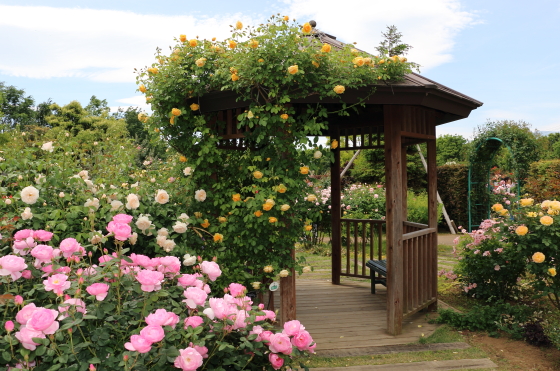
[41,141,54,152]
[126,194,140,210]
[178,213,190,222]
[0,157,4,162]
[173,221,188,233]
[78,170,89,180]
[129,232,138,245]
[314,150,322,159]
[59,192,65,198]
[183,167,193,176]
[35,174,46,184]
[84,179,94,189]
[163,239,176,252]
[195,189,206,202]
[279,269,290,278]
[157,228,169,237]
[110,185,117,189]
[65,132,69,137]
[251,282,261,290]
[183,254,196,266]
[143,160,151,166]
[110,200,124,211]
[21,186,39,204]
[84,198,100,210]
[21,207,33,220]
[93,141,98,146]
[150,178,156,183]
[5,198,12,205]
[156,235,167,247]
[155,189,170,204]
[136,215,153,231]
[90,232,103,244]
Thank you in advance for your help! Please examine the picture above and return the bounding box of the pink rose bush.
[0,225,315,370]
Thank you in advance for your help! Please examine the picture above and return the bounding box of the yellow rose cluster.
[532,252,545,263]
[262,198,275,211]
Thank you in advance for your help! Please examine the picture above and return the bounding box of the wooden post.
[401,146,408,221]
[384,105,404,335]
[427,137,438,311]
[331,130,342,285]
[280,248,296,325]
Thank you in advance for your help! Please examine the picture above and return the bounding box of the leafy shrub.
[524,160,560,201]
[523,322,551,347]
[342,183,385,220]
[437,164,468,228]
[406,191,443,225]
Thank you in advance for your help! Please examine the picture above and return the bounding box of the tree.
[0,82,36,129]
[436,134,468,165]
[85,95,110,117]
[376,26,420,71]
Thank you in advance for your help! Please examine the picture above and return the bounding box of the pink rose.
[0,255,28,280]
[112,214,133,224]
[177,274,201,288]
[107,221,132,241]
[183,287,208,309]
[233,310,248,330]
[5,320,14,332]
[174,347,204,371]
[291,330,313,350]
[86,283,110,301]
[135,270,164,292]
[58,299,87,319]
[14,229,34,240]
[228,283,246,298]
[140,325,165,343]
[259,330,273,343]
[124,335,152,353]
[33,230,53,242]
[145,309,180,328]
[268,333,292,355]
[43,274,71,295]
[15,327,45,350]
[26,308,59,334]
[99,255,116,266]
[14,295,23,305]
[283,320,303,336]
[269,353,284,370]
[190,343,208,358]
[12,238,35,255]
[200,261,221,281]
[31,245,54,265]
[59,238,82,258]
[184,316,204,329]
[21,270,32,279]
[16,303,38,325]
[158,256,181,275]
[130,254,152,268]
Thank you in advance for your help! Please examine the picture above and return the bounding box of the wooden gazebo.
[191,30,482,335]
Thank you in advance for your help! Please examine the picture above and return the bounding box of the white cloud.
[0,5,256,82]
[112,95,151,112]
[284,0,477,70]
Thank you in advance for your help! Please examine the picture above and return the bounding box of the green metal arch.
[468,137,520,231]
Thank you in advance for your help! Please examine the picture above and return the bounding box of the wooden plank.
[280,249,296,326]
[384,105,404,335]
[403,221,429,229]
[331,129,342,285]
[309,358,497,371]
[402,227,437,240]
[427,138,438,311]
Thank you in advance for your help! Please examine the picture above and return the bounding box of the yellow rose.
[550,201,560,211]
[262,203,273,211]
[400,56,407,62]
[253,171,263,179]
[235,21,243,30]
[533,252,545,263]
[541,215,554,226]
[280,114,289,120]
[228,40,237,49]
[231,74,239,81]
[195,58,206,67]
[277,184,287,193]
[302,22,312,33]
[279,269,289,278]
[263,265,274,273]
[148,67,159,74]
[312,61,320,68]
[249,39,258,48]
[542,200,551,209]
[333,85,345,94]
[179,156,187,162]
[194,212,203,218]
[258,58,264,63]
[379,59,385,64]
[170,116,175,125]
[189,39,198,47]
[288,65,298,75]
[353,57,365,66]
[364,57,372,65]
[307,194,317,202]
[549,268,557,277]
[251,282,261,290]
[331,139,339,149]
[304,225,312,231]
[548,209,559,216]
[232,194,241,202]
[499,209,509,217]
[138,113,149,123]
[520,198,534,207]
[254,210,263,217]
[146,96,152,103]
[190,103,199,111]
[218,216,227,223]
[321,43,331,53]
[280,204,290,211]
[171,108,182,116]
[139,84,147,93]
[283,15,289,21]
[527,212,537,218]
[515,225,528,236]
[300,166,309,175]
[213,233,223,243]
[265,199,275,206]
[179,34,186,42]
[269,217,278,223]
[201,219,210,228]
[491,203,504,212]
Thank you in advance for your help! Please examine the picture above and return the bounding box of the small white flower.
[5,198,12,205]
[20,186,39,204]
[59,192,65,198]
[183,254,196,266]
[131,182,139,188]
[195,189,206,202]
[163,239,176,252]
[84,198,100,210]
[136,215,153,231]
[183,167,193,176]
[93,141,98,145]
[21,207,33,220]
[178,213,190,222]
[41,141,54,152]
[0,157,5,162]
[126,193,140,210]
[313,150,322,159]
[150,178,156,183]
[78,170,89,180]
[129,232,138,245]
[155,189,170,204]
[173,221,188,233]
[157,228,169,237]
[65,132,69,137]
[110,200,124,211]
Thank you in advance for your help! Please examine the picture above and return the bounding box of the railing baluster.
[361,221,367,276]
[346,221,350,274]
[353,221,358,275]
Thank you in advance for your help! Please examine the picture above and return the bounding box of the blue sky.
[1,0,559,138]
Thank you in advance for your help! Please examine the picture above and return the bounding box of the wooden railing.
[401,221,437,318]
[340,219,385,279]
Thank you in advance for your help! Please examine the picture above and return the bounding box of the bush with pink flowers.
[0,218,315,371]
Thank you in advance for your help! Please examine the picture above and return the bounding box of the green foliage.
[406,191,443,225]
[342,183,385,220]
[375,25,420,72]
[0,82,36,129]
[436,134,467,166]
[437,164,468,228]
[136,16,416,286]
[524,160,560,201]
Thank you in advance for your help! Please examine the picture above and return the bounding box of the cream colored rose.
[136,215,153,231]
[126,194,140,210]
[84,198,100,210]
[110,200,124,211]
[251,282,261,290]
[307,194,317,202]
[313,150,322,159]
[279,269,290,278]
[155,189,170,204]
[157,228,169,237]
[21,207,33,220]
[183,167,193,176]
[183,254,196,266]
[195,189,207,202]
[129,232,138,245]
[302,266,312,273]
[59,192,65,198]
[173,221,188,233]
[5,198,12,205]
[156,235,167,247]
[263,265,274,273]
[163,239,176,252]
[281,204,290,211]
[21,186,39,204]
[41,141,54,152]
[178,213,190,222]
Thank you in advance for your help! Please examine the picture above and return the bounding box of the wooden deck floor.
[278,279,439,355]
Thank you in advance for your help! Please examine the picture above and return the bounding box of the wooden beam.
[427,137,438,312]
[384,105,404,335]
[280,248,297,326]
[331,129,342,285]
[401,146,408,220]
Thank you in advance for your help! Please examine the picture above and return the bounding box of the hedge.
[437,164,469,228]
[524,159,560,201]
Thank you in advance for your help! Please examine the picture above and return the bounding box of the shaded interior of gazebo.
[188,31,482,335]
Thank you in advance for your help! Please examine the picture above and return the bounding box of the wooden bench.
[366,259,387,294]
